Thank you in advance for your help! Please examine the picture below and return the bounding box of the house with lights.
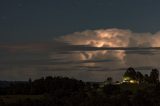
[122,76,139,84]
[122,67,139,84]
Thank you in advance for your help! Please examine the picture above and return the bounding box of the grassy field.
[0,95,45,104]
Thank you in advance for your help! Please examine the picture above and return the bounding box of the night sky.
[1,0,160,81]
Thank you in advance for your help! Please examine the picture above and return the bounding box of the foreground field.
[0,95,45,104]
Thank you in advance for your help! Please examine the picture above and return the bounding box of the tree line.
[123,67,159,84]
[0,67,160,106]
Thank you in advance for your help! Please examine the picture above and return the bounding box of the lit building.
[123,76,139,84]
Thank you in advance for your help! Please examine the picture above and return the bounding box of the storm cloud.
[54,28,160,71]
[1,28,160,81]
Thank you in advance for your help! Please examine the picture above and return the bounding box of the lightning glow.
[57,28,160,68]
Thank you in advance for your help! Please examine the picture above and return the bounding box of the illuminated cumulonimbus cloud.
[57,28,160,67]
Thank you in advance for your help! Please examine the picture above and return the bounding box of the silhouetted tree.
[106,77,113,84]
[150,69,159,84]
[124,67,137,80]
[31,77,45,94]
[144,74,150,83]
[136,71,144,83]
[28,78,32,94]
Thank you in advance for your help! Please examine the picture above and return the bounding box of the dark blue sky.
[1,0,160,42]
